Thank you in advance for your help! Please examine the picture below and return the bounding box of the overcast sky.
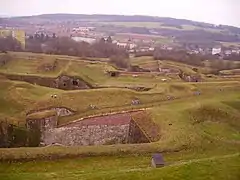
[1,0,240,27]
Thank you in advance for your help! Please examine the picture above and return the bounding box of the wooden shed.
[151,153,165,168]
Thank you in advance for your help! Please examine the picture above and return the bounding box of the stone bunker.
[27,110,160,146]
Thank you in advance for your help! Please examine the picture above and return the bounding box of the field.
[95,22,163,28]
[94,22,223,33]
[0,52,239,179]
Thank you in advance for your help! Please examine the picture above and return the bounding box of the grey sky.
[1,0,240,27]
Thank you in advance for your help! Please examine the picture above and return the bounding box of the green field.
[94,22,224,33]
[95,21,163,28]
[0,152,239,180]
[0,52,240,179]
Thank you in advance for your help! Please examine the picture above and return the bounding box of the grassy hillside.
[1,77,239,125]
[0,51,239,180]
[0,152,239,180]
[94,21,224,33]
[0,52,239,125]
[0,93,239,179]
[0,90,239,158]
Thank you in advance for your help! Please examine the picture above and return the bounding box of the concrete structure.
[41,112,150,146]
[25,110,152,146]
[151,154,165,168]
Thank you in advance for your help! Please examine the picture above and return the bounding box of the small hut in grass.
[151,153,165,168]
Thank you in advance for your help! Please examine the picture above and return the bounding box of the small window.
[111,72,116,77]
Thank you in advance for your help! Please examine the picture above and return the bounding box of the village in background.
[0,14,240,58]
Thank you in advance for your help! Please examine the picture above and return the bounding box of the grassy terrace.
[0,150,239,180]
[26,110,57,120]
[1,76,239,125]
[0,90,239,158]
[0,51,239,125]
[0,93,239,179]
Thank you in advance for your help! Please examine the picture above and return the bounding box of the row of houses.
[187,46,240,56]
[70,35,156,52]
[211,47,240,55]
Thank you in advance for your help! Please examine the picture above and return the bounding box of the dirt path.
[117,153,240,173]
[167,153,239,167]
[59,60,72,75]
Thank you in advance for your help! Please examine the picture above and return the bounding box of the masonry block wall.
[27,111,152,146]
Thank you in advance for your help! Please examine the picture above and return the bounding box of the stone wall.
[0,121,29,148]
[40,111,152,146]
[41,112,133,146]
[27,111,154,147]
[53,107,74,117]
[43,124,129,146]
[26,115,58,132]
[54,75,91,90]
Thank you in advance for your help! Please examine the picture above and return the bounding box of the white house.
[232,49,240,54]
[117,42,128,48]
[71,36,96,44]
[129,43,137,49]
[224,50,232,55]
[212,47,222,55]
[117,42,136,49]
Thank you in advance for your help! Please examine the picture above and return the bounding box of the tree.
[0,36,22,51]
[52,33,56,38]
[40,33,45,41]
[107,36,112,43]
[110,55,130,68]
[0,54,12,66]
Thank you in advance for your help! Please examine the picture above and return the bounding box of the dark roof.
[152,153,164,164]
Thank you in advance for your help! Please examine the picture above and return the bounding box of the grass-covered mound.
[26,110,57,120]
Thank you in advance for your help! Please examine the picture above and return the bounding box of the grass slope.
[0,152,239,180]
[0,52,240,180]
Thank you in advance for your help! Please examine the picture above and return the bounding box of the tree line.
[1,36,239,72]
[0,36,128,59]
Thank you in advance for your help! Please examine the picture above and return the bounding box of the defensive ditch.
[3,74,92,90]
[3,73,152,91]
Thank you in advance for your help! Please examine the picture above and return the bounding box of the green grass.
[0,80,239,179]
[0,75,239,125]
[220,69,240,75]
[95,22,223,34]
[95,21,163,28]
[0,89,239,160]
[220,42,240,47]
[0,152,239,180]
[26,110,57,120]
[0,52,240,180]
[3,52,238,89]
[0,79,61,124]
